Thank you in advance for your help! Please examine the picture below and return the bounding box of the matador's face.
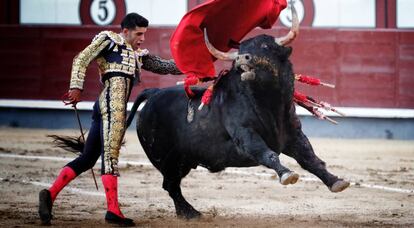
[123,26,147,51]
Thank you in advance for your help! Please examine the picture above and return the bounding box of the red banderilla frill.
[293,73,345,124]
[198,85,214,110]
[295,74,335,88]
[293,90,345,125]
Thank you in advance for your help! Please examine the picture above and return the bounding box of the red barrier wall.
[0,25,413,108]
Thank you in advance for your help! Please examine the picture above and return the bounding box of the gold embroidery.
[135,48,149,57]
[121,49,128,57]
[97,31,124,45]
[135,49,148,73]
[100,77,131,176]
[96,57,136,76]
[69,31,132,90]
[70,33,111,90]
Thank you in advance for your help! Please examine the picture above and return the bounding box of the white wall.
[20,0,187,26]
[125,0,187,26]
[397,0,414,28]
[20,0,81,24]
[313,0,376,28]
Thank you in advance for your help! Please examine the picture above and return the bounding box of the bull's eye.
[261,43,269,49]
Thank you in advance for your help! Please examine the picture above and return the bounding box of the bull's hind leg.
[162,163,201,219]
[285,130,350,192]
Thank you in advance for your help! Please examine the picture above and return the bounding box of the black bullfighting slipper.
[38,189,53,225]
[105,211,135,227]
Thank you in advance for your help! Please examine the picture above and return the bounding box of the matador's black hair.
[121,13,149,29]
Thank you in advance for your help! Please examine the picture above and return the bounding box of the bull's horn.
[204,28,238,61]
[275,0,299,46]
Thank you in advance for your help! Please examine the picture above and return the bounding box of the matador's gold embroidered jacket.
[70,30,182,90]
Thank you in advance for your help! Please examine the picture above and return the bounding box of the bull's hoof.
[38,189,53,226]
[280,172,299,185]
[329,180,350,193]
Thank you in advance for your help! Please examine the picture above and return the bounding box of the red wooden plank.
[376,0,386,28]
[399,32,414,44]
[338,30,396,43]
[387,0,397,28]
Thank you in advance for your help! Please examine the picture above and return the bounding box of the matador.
[38,13,182,226]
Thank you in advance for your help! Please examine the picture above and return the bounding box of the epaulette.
[135,48,149,57]
[93,30,124,45]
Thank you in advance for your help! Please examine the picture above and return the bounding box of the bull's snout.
[236,54,252,64]
[235,53,256,81]
[235,53,253,70]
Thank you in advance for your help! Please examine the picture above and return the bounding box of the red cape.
[170,0,287,79]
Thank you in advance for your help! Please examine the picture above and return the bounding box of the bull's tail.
[48,135,84,155]
[48,134,127,154]
[126,88,160,128]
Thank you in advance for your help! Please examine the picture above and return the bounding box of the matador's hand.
[67,89,82,105]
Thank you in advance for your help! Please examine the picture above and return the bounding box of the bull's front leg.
[284,129,350,192]
[228,126,299,185]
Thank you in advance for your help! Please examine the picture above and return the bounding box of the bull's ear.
[281,46,292,59]
[286,47,293,57]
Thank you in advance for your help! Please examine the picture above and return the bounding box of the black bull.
[126,34,350,219]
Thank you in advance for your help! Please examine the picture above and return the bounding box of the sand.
[0,127,413,227]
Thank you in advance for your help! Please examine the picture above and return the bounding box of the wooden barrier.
[0,26,413,108]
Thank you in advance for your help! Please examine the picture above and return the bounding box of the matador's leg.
[99,76,134,226]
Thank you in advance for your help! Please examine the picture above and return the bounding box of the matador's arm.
[69,33,112,90]
[141,54,183,75]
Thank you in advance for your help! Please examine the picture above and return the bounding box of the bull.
[126,4,350,220]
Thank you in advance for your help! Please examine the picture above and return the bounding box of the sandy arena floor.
[0,127,413,227]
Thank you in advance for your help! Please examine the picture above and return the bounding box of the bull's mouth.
[236,63,256,81]
[239,64,251,72]
[236,63,252,72]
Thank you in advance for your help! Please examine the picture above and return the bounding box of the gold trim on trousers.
[99,76,131,176]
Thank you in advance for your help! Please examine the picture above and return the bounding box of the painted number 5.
[90,0,116,25]
[98,0,108,21]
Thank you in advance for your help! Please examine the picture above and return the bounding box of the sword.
[62,93,99,190]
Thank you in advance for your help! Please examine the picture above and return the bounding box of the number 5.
[98,0,108,22]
